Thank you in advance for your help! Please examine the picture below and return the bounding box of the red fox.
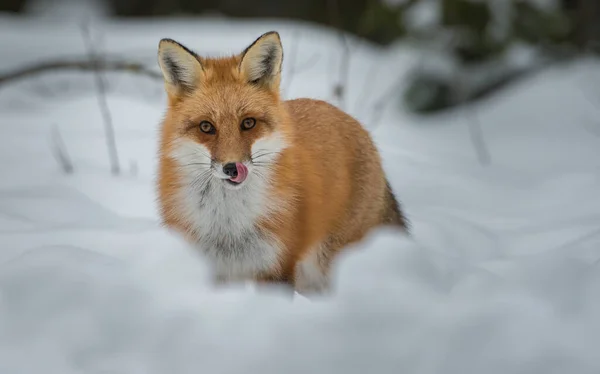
[156,31,407,294]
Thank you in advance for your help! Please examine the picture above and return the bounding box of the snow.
[1,12,600,374]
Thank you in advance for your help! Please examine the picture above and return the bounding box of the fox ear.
[157,38,203,96]
[239,31,283,90]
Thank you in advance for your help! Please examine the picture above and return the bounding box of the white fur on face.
[168,132,288,281]
[250,131,288,166]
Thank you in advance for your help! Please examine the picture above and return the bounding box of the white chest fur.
[169,137,286,281]
[181,180,282,281]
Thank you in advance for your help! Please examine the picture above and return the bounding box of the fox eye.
[199,121,215,134]
[241,118,256,131]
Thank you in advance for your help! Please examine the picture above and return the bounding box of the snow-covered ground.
[1,12,600,374]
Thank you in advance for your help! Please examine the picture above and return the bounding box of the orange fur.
[156,31,407,294]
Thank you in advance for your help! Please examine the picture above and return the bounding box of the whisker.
[252,154,278,161]
[190,170,213,192]
[190,171,212,183]
[181,162,213,167]
[172,150,217,164]
[190,168,212,178]
[252,169,269,182]
[251,151,280,160]
[252,162,284,168]
[251,149,272,156]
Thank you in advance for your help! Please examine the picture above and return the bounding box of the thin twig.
[0,59,161,88]
[463,105,491,165]
[81,21,120,175]
[456,69,491,166]
[335,35,351,110]
[328,0,351,110]
[50,124,74,174]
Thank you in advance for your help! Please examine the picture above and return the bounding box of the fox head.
[157,31,289,191]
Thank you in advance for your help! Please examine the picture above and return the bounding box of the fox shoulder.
[283,98,379,153]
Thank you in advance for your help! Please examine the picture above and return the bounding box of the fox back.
[156,31,407,294]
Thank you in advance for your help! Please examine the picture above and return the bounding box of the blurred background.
[1,1,600,372]
[1,0,600,291]
[2,0,600,113]
[1,0,599,275]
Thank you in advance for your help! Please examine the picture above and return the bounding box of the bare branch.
[334,35,351,110]
[50,124,74,174]
[327,0,352,110]
[463,106,491,165]
[456,70,491,166]
[0,59,161,88]
[81,21,121,175]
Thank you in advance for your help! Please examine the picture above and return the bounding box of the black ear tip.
[160,38,182,46]
[158,38,175,50]
[263,31,280,40]
[158,38,198,58]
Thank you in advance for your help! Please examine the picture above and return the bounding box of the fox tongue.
[230,162,248,183]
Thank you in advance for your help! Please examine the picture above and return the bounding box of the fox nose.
[222,163,238,178]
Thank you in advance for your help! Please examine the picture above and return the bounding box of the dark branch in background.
[81,22,121,176]
[0,59,161,88]
[50,124,74,174]
[456,70,491,166]
[463,106,491,165]
[335,35,351,110]
[328,0,351,110]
